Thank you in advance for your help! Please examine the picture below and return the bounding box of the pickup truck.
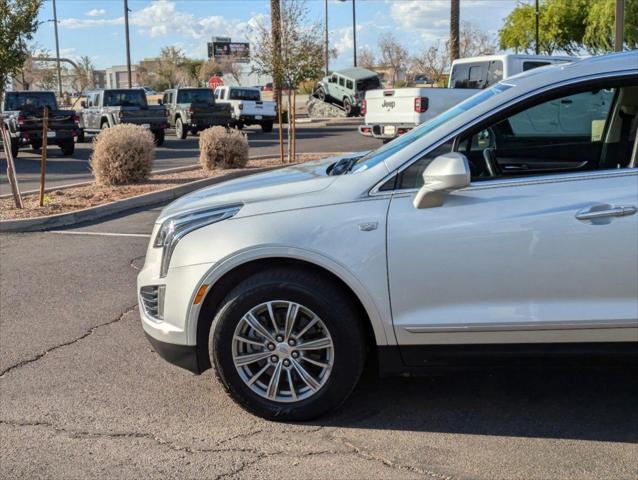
[360,54,573,142]
[1,91,78,158]
[162,88,231,140]
[78,88,167,145]
[214,86,276,132]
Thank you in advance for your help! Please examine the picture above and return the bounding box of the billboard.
[207,41,250,63]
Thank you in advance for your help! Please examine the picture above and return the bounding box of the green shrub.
[199,126,249,170]
[90,124,155,185]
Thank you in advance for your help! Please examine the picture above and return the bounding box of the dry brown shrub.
[90,124,155,185]
[199,126,249,170]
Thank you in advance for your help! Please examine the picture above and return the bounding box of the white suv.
[138,52,638,420]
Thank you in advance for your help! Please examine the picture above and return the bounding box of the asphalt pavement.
[0,123,379,194]
[1,205,637,479]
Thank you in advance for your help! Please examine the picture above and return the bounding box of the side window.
[86,94,93,107]
[346,79,353,90]
[339,77,345,87]
[331,74,337,84]
[523,61,551,72]
[486,61,503,87]
[397,141,454,189]
[163,93,169,105]
[468,66,483,88]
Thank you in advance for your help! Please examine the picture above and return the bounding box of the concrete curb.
[0,166,279,233]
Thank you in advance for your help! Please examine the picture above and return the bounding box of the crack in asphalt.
[0,304,138,378]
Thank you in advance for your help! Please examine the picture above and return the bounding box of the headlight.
[154,204,242,277]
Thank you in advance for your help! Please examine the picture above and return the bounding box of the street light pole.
[615,0,625,52]
[124,0,132,88]
[52,0,62,98]
[352,0,357,67]
[535,0,540,55]
[325,0,329,75]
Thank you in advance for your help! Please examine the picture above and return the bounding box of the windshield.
[103,90,147,107]
[356,77,381,91]
[177,89,214,104]
[4,92,57,111]
[350,83,513,173]
[229,89,261,101]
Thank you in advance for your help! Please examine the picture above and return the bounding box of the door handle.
[576,205,637,221]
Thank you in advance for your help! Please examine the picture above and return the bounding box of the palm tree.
[450,0,460,61]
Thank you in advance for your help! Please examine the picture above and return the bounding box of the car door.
[386,80,638,358]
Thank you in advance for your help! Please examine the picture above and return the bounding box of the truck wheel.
[10,138,19,159]
[153,129,165,147]
[76,129,85,143]
[31,140,42,151]
[343,98,353,117]
[316,87,326,102]
[59,139,75,156]
[209,267,367,421]
[260,121,273,133]
[234,122,244,130]
[175,118,187,139]
[101,122,109,132]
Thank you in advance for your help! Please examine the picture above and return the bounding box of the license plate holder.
[255,115,263,120]
[384,125,396,135]
[142,123,151,129]
[46,130,56,138]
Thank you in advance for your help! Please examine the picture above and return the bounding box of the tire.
[175,117,187,139]
[210,267,366,421]
[76,129,85,143]
[260,121,273,133]
[343,98,353,116]
[31,140,42,151]
[10,138,19,159]
[153,129,165,147]
[316,87,326,102]
[101,122,109,131]
[59,139,75,156]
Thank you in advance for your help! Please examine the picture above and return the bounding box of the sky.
[32,0,520,70]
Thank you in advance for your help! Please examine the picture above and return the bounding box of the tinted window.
[451,62,488,89]
[487,61,503,86]
[346,79,354,90]
[523,61,551,71]
[339,77,345,87]
[103,90,147,107]
[331,75,337,83]
[4,92,57,111]
[177,89,215,103]
[229,89,260,101]
[357,77,381,91]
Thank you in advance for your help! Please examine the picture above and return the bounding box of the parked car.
[162,88,232,140]
[138,52,638,421]
[361,54,573,142]
[77,88,167,145]
[314,67,382,116]
[214,86,276,132]
[1,90,79,158]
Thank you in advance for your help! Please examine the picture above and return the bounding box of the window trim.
[368,70,638,196]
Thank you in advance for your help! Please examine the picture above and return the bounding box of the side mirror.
[413,152,471,209]
[80,100,86,108]
[157,99,163,105]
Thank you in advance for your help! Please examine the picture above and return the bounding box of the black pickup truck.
[162,88,231,139]
[1,91,78,158]
[78,89,167,145]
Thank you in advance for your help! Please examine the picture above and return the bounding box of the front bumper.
[145,332,201,374]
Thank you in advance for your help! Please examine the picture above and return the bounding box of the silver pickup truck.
[78,88,167,145]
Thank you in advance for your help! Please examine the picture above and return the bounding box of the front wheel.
[260,121,273,133]
[343,98,353,116]
[175,118,187,139]
[210,268,366,421]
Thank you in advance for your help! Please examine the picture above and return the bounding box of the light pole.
[325,0,329,75]
[535,0,540,55]
[338,0,357,67]
[52,0,62,97]
[615,0,625,52]
[124,0,132,88]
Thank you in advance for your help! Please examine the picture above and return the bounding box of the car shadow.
[313,366,638,444]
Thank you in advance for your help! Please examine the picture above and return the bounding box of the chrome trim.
[369,69,638,196]
[404,320,638,333]
[576,205,637,221]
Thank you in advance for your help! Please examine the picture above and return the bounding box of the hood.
[157,154,351,222]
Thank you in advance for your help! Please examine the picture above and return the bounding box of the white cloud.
[60,17,123,28]
[86,8,106,17]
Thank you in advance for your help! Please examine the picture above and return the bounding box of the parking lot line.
[49,231,151,238]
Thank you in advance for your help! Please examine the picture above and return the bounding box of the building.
[105,65,139,89]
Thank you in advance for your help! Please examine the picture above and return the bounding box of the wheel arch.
[194,256,383,372]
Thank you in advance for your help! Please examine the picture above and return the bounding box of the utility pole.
[450,0,460,61]
[352,0,357,67]
[615,0,625,52]
[535,0,540,55]
[52,0,62,98]
[270,0,284,163]
[325,0,329,75]
[124,0,132,88]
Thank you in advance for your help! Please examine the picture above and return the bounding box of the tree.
[13,44,56,91]
[358,47,376,70]
[450,0,460,61]
[181,59,203,86]
[412,41,450,86]
[378,33,410,85]
[157,46,186,88]
[459,21,496,58]
[0,0,42,96]
[73,56,95,93]
[217,55,244,85]
[198,58,222,83]
[584,0,638,53]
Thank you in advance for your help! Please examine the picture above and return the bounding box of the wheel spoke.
[300,356,330,369]
[291,358,321,391]
[247,363,271,385]
[284,303,299,340]
[266,302,279,335]
[234,350,271,367]
[294,316,318,339]
[233,335,265,348]
[266,362,283,399]
[296,337,332,351]
[243,312,276,343]
[286,369,297,400]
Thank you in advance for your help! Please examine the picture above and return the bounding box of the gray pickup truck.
[78,88,167,145]
[162,88,231,140]
[1,91,78,158]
